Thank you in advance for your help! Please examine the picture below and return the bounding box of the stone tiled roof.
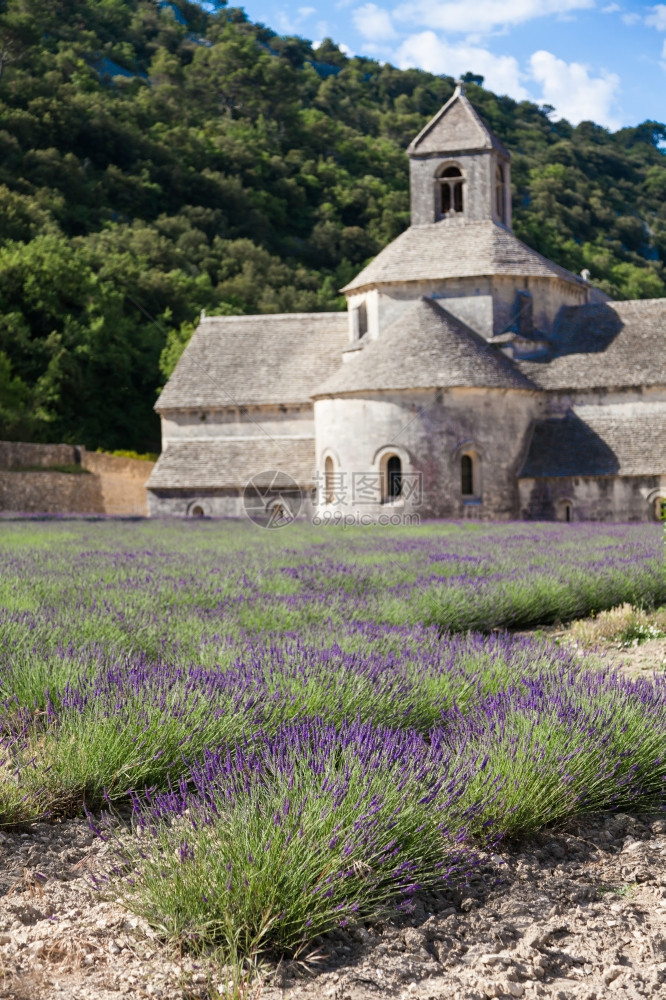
[519,403,666,478]
[146,438,316,489]
[342,219,581,292]
[407,88,509,157]
[313,297,534,396]
[518,299,666,390]
[156,313,348,411]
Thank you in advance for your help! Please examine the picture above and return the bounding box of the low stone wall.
[0,442,155,516]
[79,451,155,516]
[0,440,79,469]
[0,471,105,514]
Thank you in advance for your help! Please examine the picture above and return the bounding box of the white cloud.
[274,6,316,32]
[529,50,621,128]
[392,0,594,34]
[601,3,620,11]
[353,3,398,39]
[646,4,666,29]
[622,11,641,24]
[395,31,528,98]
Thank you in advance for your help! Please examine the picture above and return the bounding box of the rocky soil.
[2,808,666,1000]
[266,810,666,1000]
[1,632,664,1000]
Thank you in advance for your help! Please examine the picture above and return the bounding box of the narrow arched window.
[324,456,335,504]
[495,164,506,224]
[461,455,474,497]
[437,166,464,219]
[557,500,572,522]
[190,504,204,518]
[384,455,402,501]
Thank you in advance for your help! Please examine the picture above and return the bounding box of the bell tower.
[407,81,511,229]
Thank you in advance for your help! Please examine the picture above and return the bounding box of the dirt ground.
[1,622,664,1000]
[522,604,666,678]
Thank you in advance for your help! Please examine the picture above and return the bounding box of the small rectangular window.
[357,301,368,337]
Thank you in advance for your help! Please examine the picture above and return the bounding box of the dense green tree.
[0,0,663,450]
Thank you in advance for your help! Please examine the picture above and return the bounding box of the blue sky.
[230,0,666,129]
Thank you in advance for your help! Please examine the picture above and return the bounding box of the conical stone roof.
[342,219,582,293]
[312,297,535,397]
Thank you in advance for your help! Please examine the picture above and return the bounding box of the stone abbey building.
[147,84,666,522]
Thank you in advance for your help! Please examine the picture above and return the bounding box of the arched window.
[190,504,204,518]
[495,164,506,224]
[557,500,573,522]
[324,456,335,504]
[382,455,402,502]
[460,455,474,497]
[437,166,464,219]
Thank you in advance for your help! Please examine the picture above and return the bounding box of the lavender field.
[0,519,664,964]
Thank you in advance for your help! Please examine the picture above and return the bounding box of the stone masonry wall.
[0,471,105,514]
[314,386,540,521]
[79,451,155,515]
[0,442,155,515]
[519,475,665,522]
[0,441,79,469]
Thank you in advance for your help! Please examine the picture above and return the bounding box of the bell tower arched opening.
[436,165,464,220]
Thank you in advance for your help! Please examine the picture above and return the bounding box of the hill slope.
[0,0,664,451]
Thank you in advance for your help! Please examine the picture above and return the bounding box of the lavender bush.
[103,720,485,957]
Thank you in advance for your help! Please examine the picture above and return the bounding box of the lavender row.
[0,522,662,649]
[107,670,666,958]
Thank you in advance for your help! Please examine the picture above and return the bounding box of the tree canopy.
[0,0,664,450]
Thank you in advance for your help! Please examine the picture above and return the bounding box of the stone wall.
[147,488,315,520]
[0,440,79,469]
[314,385,539,521]
[0,471,105,514]
[519,475,666,522]
[0,442,155,515]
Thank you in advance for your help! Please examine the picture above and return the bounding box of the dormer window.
[495,164,506,224]
[437,165,464,219]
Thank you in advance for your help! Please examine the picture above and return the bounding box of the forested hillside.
[0,0,665,451]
